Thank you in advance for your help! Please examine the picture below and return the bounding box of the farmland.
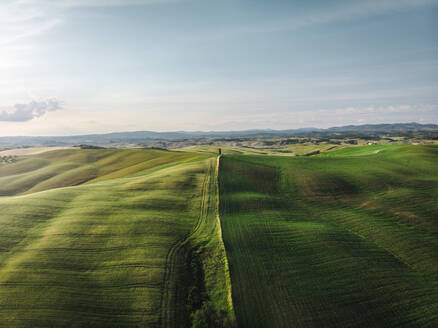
[0,148,234,327]
[0,148,202,196]
[0,144,437,327]
[218,145,438,327]
[1,0,437,320]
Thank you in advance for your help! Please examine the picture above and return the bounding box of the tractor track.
[159,160,213,328]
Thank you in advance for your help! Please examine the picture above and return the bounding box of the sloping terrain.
[0,148,200,196]
[0,149,234,327]
[219,145,438,327]
[2,145,437,327]
[161,156,235,328]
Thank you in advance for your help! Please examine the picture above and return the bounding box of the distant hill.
[0,123,437,148]
[328,122,438,132]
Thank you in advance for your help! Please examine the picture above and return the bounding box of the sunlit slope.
[219,145,438,328]
[318,144,400,157]
[161,157,235,328]
[174,144,342,156]
[174,145,283,156]
[0,155,215,327]
[0,148,201,196]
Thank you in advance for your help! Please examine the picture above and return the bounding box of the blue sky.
[0,0,437,135]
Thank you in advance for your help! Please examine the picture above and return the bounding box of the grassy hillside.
[0,149,234,327]
[162,156,235,328]
[3,145,437,327]
[219,145,438,327]
[0,148,201,196]
[174,144,344,157]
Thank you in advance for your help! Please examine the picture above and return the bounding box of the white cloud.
[0,0,437,134]
[0,99,63,122]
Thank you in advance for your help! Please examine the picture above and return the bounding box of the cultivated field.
[173,144,344,157]
[1,144,437,327]
[0,149,234,327]
[219,144,438,327]
[0,148,205,196]
[0,147,75,157]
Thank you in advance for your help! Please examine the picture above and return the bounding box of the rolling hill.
[0,148,202,196]
[218,145,438,327]
[1,144,437,327]
[0,149,234,327]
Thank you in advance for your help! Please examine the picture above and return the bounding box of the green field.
[219,145,438,327]
[174,143,344,157]
[1,145,437,327]
[0,148,202,196]
[0,149,234,327]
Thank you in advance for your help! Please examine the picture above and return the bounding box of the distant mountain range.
[1,123,437,148]
[327,122,438,132]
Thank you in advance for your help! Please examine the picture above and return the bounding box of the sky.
[0,0,438,136]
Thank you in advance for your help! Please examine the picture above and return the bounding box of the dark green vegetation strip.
[219,145,438,328]
[0,149,234,327]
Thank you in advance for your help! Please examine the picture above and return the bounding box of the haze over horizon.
[1,0,438,136]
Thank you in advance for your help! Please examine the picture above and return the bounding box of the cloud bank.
[0,99,62,122]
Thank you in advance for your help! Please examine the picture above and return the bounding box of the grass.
[161,156,235,328]
[0,149,235,327]
[173,145,280,156]
[219,145,438,327]
[173,144,345,157]
[0,146,74,156]
[318,144,397,157]
[0,148,202,196]
[2,144,437,327]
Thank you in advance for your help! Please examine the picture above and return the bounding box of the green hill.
[0,148,201,196]
[1,145,437,327]
[219,145,438,327]
[0,149,234,327]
